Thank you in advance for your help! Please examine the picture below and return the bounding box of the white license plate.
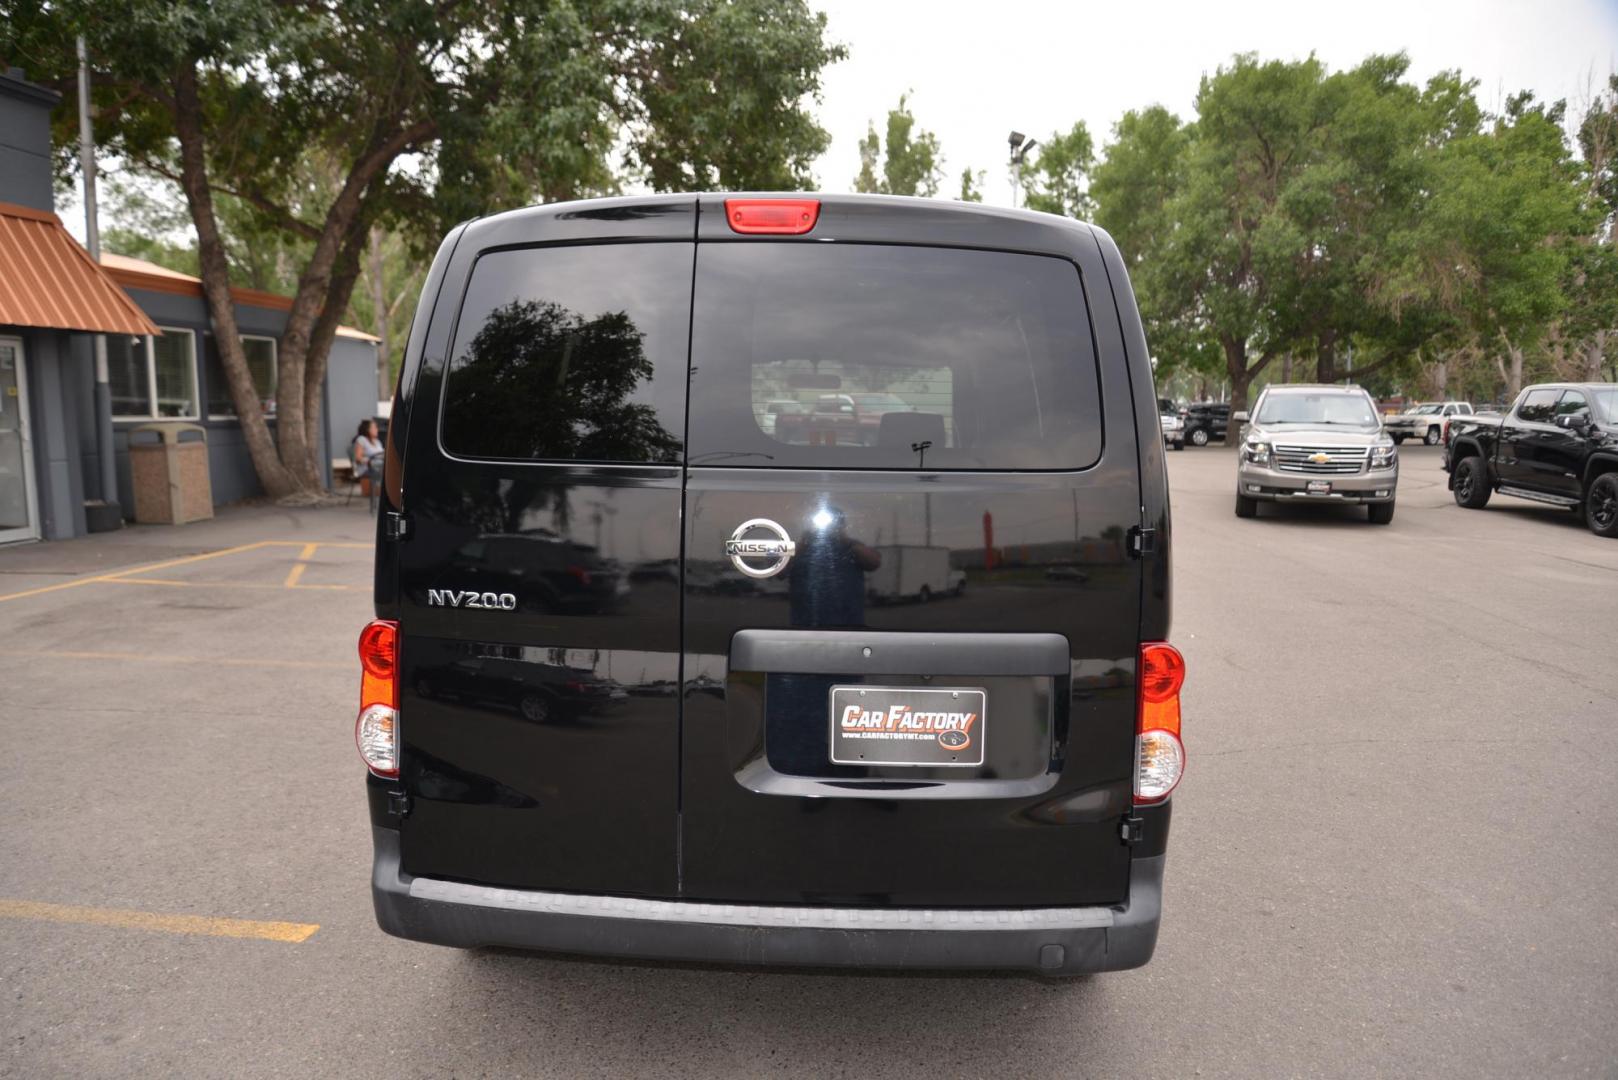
[1306,480,1332,494]
[830,685,986,767]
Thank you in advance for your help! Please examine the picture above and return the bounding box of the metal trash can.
[128,422,213,525]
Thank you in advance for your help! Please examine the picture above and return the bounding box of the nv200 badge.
[427,589,517,610]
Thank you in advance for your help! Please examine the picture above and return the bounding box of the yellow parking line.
[0,648,350,670]
[0,541,275,604]
[0,899,318,943]
[101,577,363,592]
[283,541,319,588]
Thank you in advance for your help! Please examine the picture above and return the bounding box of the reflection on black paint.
[769,510,883,775]
[443,299,681,463]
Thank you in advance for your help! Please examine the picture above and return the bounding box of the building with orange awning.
[0,66,380,542]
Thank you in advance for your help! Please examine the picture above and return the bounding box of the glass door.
[0,337,40,544]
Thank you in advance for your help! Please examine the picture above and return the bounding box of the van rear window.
[440,243,690,463]
[687,244,1101,470]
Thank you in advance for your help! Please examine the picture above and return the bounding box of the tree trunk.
[273,118,435,489]
[172,64,300,498]
[1280,352,1292,383]
[1588,330,1606,382]
[1223,335,1268,450]
[1316,331,1338,384]
[301,222,369,484]
[370,227,391,402]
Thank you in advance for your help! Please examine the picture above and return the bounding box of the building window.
[206,335,278,418]
[109,327,199,420]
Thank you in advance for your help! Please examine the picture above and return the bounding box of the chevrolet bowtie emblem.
[1309,452,1331,464]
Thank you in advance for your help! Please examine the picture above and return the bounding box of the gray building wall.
[73,287,360,513]
[0,70,59,210]
[327,337,381,469]
[14,327,87,540]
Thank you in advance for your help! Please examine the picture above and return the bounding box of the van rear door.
[392,204,693,896]
[678,201,1144,907]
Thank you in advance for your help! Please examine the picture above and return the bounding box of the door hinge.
[384,511,410,541]
[1127,526,1156,557]
[387,790,411,818]
[1120,815,1145,845]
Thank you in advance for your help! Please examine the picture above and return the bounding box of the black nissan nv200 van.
[358,194,1180,975]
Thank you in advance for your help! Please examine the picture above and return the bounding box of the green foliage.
[958,167,985,202]
[1086,52,1604,404]
[851,93,943,197]
[1,0,845,491]
[1021,123,1094,218]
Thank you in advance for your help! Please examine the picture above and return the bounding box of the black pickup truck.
[1443,382,1618,537]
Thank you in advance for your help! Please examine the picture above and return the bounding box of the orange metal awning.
[0,201,158,336]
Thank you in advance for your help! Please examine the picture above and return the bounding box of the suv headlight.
[1370,440,1396,470]
[1242,439,1270,466]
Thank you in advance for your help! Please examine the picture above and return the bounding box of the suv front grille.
[1272,445,1368,474]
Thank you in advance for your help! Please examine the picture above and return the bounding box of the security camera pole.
[1008,131,1037,209]
[78,36,121,526]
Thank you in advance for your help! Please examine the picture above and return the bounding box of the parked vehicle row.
[1444,382,1618,538]
[1383,400,1473,445]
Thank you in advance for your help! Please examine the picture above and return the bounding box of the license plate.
[830,685,986,767]
[1306,479,1332,494]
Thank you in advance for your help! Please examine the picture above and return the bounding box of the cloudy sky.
[808,0,1618,204]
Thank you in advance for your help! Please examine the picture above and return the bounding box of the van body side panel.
[1092,224,1171,641]
[391,201,696,896]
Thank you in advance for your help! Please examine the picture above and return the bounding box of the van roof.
[463,192,1104,247]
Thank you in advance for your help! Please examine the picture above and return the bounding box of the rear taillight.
[725,198,820,235]
[1442,419,1451,445]
[356,619,399,778]
[1135,642,1185,804]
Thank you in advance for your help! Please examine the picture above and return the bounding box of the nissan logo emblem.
[724,518,796,578]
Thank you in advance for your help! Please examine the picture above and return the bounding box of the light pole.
[1008,131,1037,209]
[78,37,121,528]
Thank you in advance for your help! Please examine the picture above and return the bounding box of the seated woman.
[352,419,385,512]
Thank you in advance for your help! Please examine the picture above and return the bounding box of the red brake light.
[725,198,820,235]
[1139,643,1185,707]
[359,620,397,681]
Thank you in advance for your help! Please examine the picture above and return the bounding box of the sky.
[807,0,1618,205]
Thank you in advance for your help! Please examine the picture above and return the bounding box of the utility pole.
[1008,131,1037,209]
[78,36,121,528]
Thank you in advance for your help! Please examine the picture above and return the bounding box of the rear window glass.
[440,243,690,463]
[687,244,1101,470]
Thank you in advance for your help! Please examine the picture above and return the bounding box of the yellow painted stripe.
[102,577,363,592]
[283,541,319,587]
[0,648,351,670]
[0,899,319,943]
[0,541,274,604]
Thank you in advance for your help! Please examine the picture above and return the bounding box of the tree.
[1021,123,1094,218]
[1408,92,1585,398]
[1091,107,1218,385]
[958,168,985,202]
[7,0,843,497]
[851,93,944,197]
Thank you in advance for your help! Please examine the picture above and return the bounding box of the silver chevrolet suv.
[1233,384,1398,524]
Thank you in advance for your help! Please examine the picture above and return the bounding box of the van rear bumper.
[370,828,1164,975]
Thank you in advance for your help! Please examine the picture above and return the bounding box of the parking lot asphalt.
[2,446,1615,1079]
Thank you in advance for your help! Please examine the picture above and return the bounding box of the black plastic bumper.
[370,827,1165,975]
